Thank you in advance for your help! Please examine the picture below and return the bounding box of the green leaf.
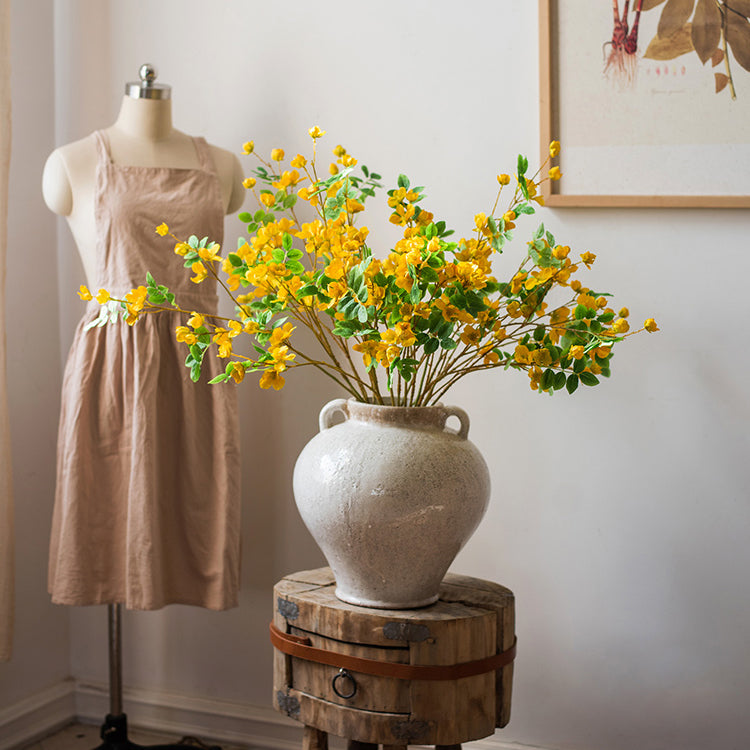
[227,253,243,267]
[208,373,229,384]
[540,368,555,391]
[566,373,579,394]
[517,154,529,176]
[424,337,440,354]
[579,371,600,387]
[286,260,305,275]
[282,232,293,251]
[271,247,285,263]
[553,371,567,390]
[397,174,410,189]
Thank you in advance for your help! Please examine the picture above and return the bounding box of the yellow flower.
[619,307,630,318]
[188,312,204,329]
[333,144,346,157]
[269,321,295,346]
[198,243,221,262]
[174,241,190,256]
[612,317,630,334]
[514,344,532,365]
[230,362,245,384]
[290,154,307,168]
[644,318,659,333]
[213,329,233,358]
[483,349,500,366]
[308,125,326,139]
[460,325,482,346]
[95,289,110,304]
[497,173,511,186]
[270,148,285,162]
[580,251,596,267]
[190,261,208,284]
[243,177,256,189]
[155,223,169,236]
[175,326,197,345]
[243,141,255,155]
[260,192,276,208]
[124,286,148,311]
[474,212,488,233]
[259,369,285,390]
[570,345,585,360]
[549,140,561,158]
[341,154,357,167]
[532,348,552,367]
[78,285,93,301]
[549,166,562,181]
[329,163,339,176]
[269,344,295,372]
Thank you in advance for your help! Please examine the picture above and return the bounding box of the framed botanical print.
[540,0,750,207]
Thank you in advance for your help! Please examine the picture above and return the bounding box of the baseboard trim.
[75,681,551,750]
[75,681,303,750]
[0,680,77,750]
[1,678,552,750]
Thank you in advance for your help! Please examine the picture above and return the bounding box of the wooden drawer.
[272,567,515,747]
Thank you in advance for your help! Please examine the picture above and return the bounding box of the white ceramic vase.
[292,398,491,609]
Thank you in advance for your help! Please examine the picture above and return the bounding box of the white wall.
[3,1,749,749]
[0,0,71,709]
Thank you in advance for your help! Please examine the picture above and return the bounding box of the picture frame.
[539,0,750,208]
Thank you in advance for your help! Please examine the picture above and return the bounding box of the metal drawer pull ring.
[332,668,357,699]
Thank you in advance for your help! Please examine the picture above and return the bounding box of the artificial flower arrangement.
[80,128,657,406]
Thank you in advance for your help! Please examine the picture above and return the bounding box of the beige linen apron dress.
[49,131,240,610]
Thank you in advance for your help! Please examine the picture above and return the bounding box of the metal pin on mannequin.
[125,64,171,100]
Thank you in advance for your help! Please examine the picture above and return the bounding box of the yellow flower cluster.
[81,131,655,401]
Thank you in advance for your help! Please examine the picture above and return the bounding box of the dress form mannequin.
[44,66,235,750]
[42,65,244,285]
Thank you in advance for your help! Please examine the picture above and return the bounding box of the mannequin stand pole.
[95,604,220,750]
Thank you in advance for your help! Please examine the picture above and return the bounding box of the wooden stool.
[271,567,515,750]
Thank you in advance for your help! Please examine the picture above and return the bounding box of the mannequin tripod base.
[96,713,221,750]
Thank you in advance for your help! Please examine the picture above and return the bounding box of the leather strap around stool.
[270,622,516,681]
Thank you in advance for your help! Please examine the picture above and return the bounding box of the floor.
[24,722,241,750]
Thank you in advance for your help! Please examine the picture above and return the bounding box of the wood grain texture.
[303,725,328,750]
[272,568,515,746]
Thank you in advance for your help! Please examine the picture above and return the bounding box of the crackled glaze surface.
[293,399,490,609]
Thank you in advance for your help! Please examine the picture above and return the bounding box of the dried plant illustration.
[605,0,750,97]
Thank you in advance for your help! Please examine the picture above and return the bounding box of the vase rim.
[344,398,455,429]
[348,397,446,410]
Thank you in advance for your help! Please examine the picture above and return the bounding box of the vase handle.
[443,405,470,439]
[319,398,349,431]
